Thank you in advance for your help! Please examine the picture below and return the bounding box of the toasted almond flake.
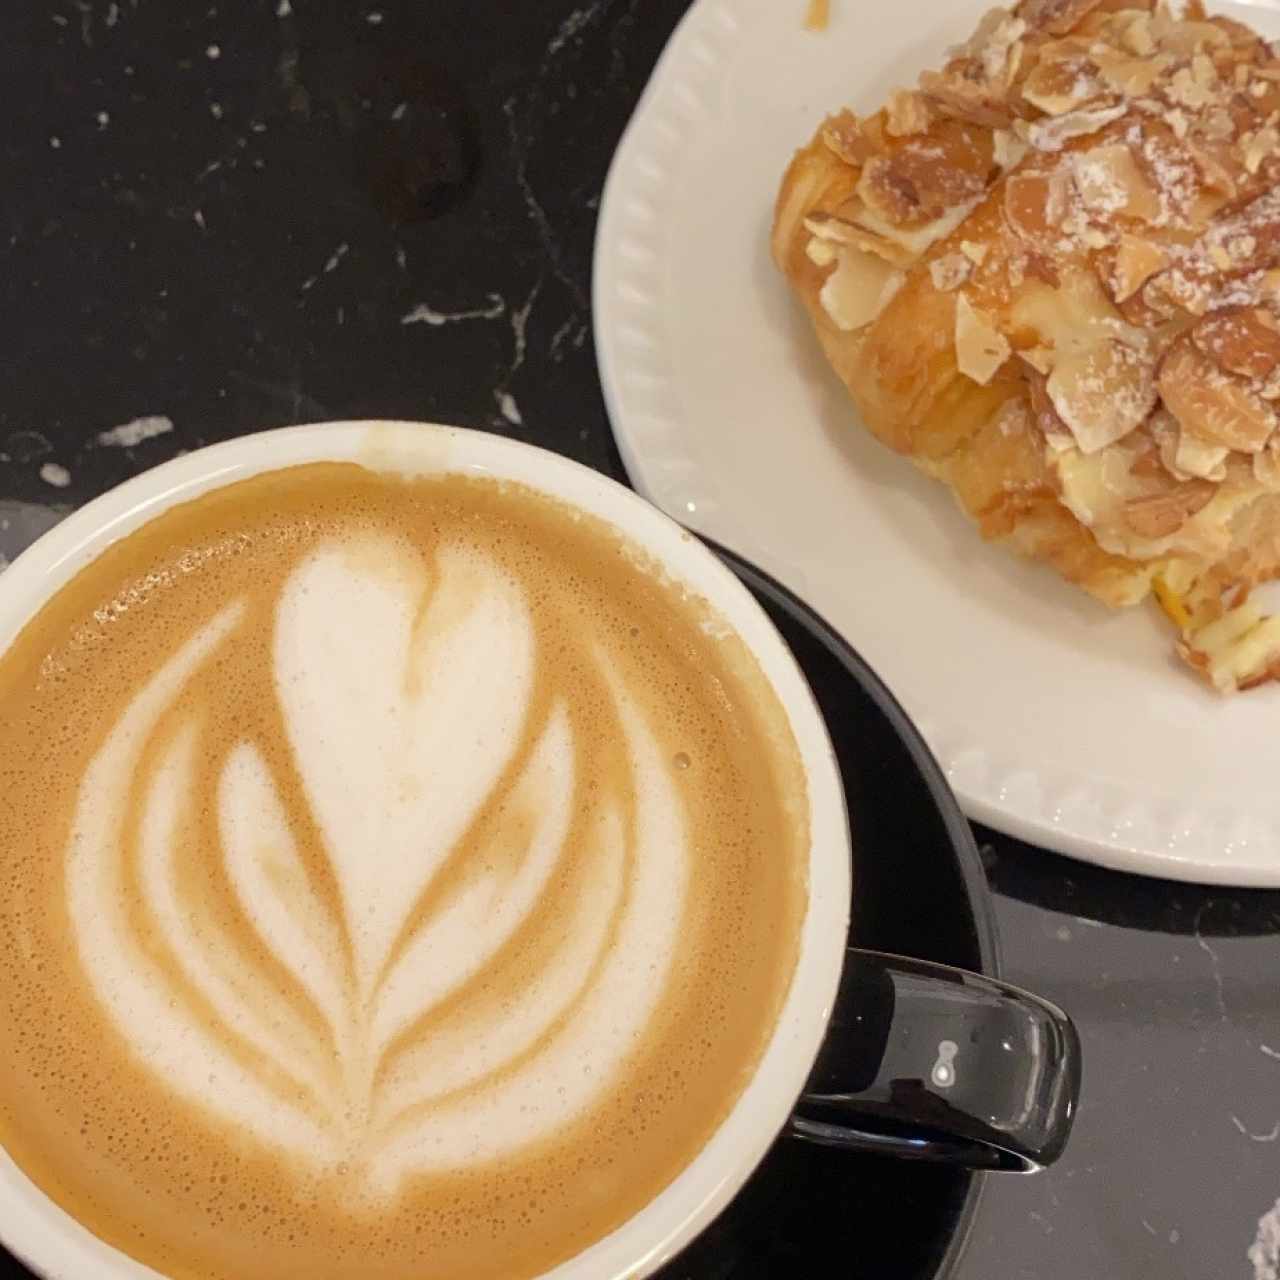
[979,15,1028,86]
[803,211,860,244]
[1151,15,1230,57]
[818,248,904,331]
[885,89,933,137]
[1108,234,1169,303]
[1166,107,1189,139]
[1019,0,1103,37]
[805,236,839,267]
[1243,127,1280,176]
[1046,339,1156,453]
[1186,139,1239,196]
[1093,48,1168,97]
[1073,144,1161,221]
[1019,344,1056,374]
[1027,102,1127,152]
[992,128,1029,171]
[1202,106,1234,144]
[1254,439,1280,485]
[1166,64,1215,109]
[954,293,1011,384]
[820,110,874,166]
[1022,58,1103,115]
[929,252,973,291]
[1121,13,1155,56]
[1123,479,1216,537]
[847,195,984,264]
[1174,430,1229,480]
[1192,307,1280,381]
[918,70,1013,127]
[1159,337,1278,452]
[1004,169,1072,240]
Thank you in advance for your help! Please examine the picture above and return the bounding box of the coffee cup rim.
[0,421,851,1280]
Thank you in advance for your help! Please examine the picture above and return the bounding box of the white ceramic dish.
[594,0,1280,886]
[0,422,849,1279]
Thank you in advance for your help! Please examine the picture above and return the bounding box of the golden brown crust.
[774,0,1280,690]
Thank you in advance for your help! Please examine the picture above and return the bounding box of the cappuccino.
[0,463,808,1278]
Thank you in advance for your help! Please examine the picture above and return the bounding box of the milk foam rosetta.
[0,464,810,1280]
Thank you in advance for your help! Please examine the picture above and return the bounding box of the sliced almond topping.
[979,15,1028,85]
[1191,307,1280,381]
[857,156,920,227]
[1159,336,1278,452]
[1021,58,1103,115]
[1046,339,1157,453]
[1121,14,1155,57]
[1104,234,1169,303]
[954,293,1012,384]
[1025,366,1076,448]
[1092,47,1169,97]
[1261,269,1280,303]
[885,89,934,137]
[1185,140,1239,197]
[1072,145,1161,221]
[1003,169,1072,241]
[960,239,989,265]
[992,128,1030,171]
[818,248,905,332]
[820,111,876,167]
[1018,344,1056,375]
[1254,439,1280,486]
[806,209,917,268]
[805,237,839,267]
[1016,0,1103,37]
[929,252,973,292]
[1150,17,1230,58]
[1165,64,1216,109]
[1242,127,1280,176]
[1123,479,1216,538]
[919,68,1012,128]
[803,211,863,245]
[1026,102,1127,152]
[1201,188,1280,278]
[1173,430,1230,481]
[1201,105,1235,144]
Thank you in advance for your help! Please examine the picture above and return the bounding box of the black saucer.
[653,549,999,1280]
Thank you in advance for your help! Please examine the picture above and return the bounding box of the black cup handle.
[790,948,1081,1172]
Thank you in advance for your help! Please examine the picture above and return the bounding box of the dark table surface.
[3,2,1280,1277]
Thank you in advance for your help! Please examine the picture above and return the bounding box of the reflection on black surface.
[981,831,1280,937]
[356,54,481,222]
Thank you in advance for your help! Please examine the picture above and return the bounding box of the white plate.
[594,0,1280,886]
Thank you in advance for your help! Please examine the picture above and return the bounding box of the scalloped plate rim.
[593,0,1280,887]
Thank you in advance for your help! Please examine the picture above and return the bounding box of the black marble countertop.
[3,1,1280,1276]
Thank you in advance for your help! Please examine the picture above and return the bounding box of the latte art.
[69,534,686,1192]
[0,465,809,1279]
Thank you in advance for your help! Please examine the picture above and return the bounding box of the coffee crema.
[0,463,809,1279]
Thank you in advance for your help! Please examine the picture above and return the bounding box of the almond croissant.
[774,0,1280,690]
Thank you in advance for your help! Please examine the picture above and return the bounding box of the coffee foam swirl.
[68,533,687,1193]
[0,466,808,1279]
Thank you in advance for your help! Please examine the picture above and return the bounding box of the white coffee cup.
[0,421,852,1280]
